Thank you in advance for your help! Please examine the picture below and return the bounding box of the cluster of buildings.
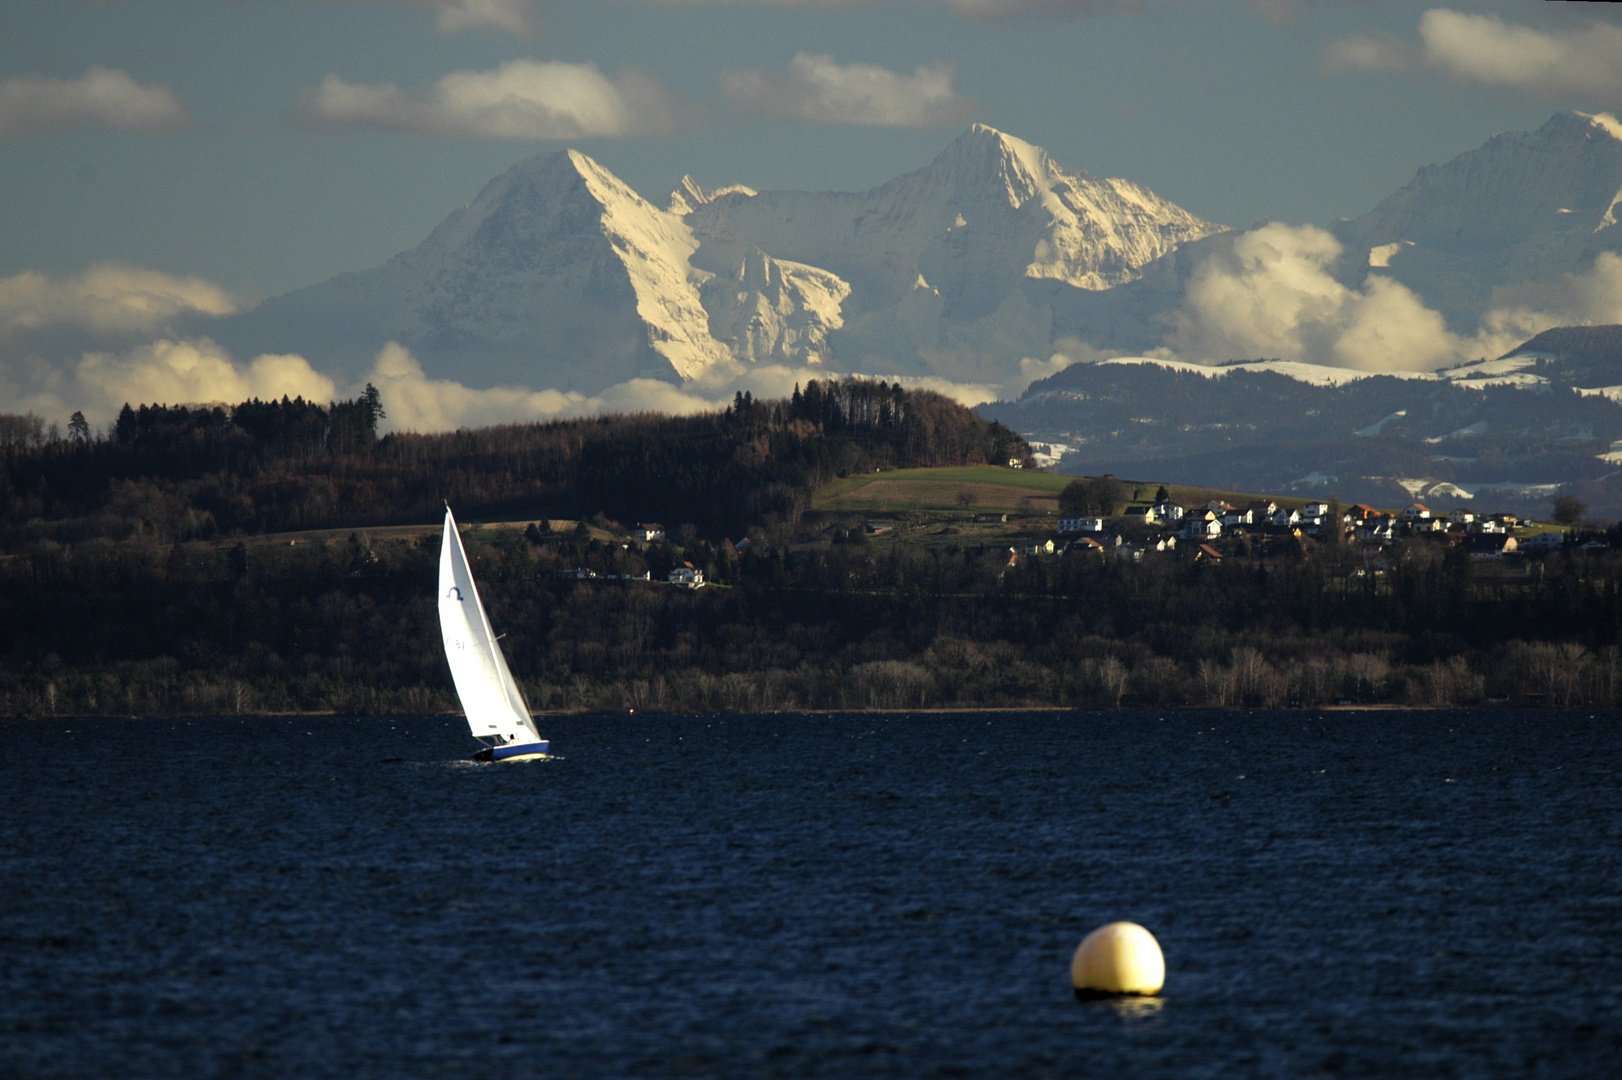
[557,522,709,587]
[1044,498,1573,562]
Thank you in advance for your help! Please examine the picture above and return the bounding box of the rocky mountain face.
[210,126,1221,395]
[684,125,1222,381]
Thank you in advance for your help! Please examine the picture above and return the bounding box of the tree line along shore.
[2,382,1620,717]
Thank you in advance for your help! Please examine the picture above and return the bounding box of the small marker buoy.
[1071,921,1164,999]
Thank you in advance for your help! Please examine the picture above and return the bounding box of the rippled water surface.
[3,710,1620,1078]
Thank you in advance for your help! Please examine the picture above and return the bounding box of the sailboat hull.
[478,740,551,763]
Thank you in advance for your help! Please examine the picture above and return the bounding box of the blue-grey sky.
[2,1,1615,302]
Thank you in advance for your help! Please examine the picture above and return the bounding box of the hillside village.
[1037,492,1585,567]
[535,477,1593,589]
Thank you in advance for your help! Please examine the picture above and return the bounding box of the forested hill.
[0,379,1029,545]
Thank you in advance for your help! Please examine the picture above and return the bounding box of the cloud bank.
[1156,223,1622,373]
[1327,9,1622,109]
[1418,9,1622,106]
[1163,223,1458,372]
[298,60,675,138]
[0,68,187,138]
[723,53,970,128]
[0,264,237,338]
[0,338,336,429]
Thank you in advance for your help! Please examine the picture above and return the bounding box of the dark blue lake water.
[2,710,1619,1078]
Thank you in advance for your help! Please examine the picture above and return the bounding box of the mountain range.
[209,124,1221,394]
[210,111,1622,398]
[205,110,1622,513]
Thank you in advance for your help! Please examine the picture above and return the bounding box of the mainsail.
[438,508,541,746]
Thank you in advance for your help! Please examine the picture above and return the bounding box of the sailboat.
[438,506,550,762]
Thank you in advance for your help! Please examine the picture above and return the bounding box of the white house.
[668,563,705,588]
[1450,508,1475,526]
[1270,507,1302,527]
[1400,503,1433,523]
[1182,515,1222,539]
[1017,539,1057,556]
[1302,502,1332,519]
[1155,502,1186,522]
[635,523,666,542]
[1059,516,1104,534]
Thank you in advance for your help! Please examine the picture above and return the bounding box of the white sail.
[438,508,541,746]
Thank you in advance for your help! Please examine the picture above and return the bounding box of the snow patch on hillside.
[1097,356,1435,387]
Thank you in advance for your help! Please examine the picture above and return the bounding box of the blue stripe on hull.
[491,740,549,761]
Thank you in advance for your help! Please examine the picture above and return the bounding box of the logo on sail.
[445,586,464,601]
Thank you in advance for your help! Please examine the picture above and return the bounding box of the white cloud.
[0,264,237,337]
[371,344,1002,430]
[421,0,531,35]
[723,53,971,128]
[1322,32,1419,73]
[1160,224,1622,372]
[1418,9,1622,106]
[1018,338,1122,387]
[0,67,187,138]
[298,59,674,139]
[4,326,1005,434]
[1164,223,1461,372]
[1473,252,1622,356]
[94,1,533,36]
[0,338,336,426]
[369,343,767,431]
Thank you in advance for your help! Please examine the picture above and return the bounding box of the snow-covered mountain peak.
[668,175,758,216]
[930,123,1057,207]
[669,175,707,216]
[1551,110,1622,144]
[410,147,656,262]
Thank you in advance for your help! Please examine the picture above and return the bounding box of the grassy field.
[238,518,615,550]
[812,466,1341,517]
[813,466,1071,513]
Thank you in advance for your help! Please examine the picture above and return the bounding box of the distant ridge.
[1502,324,1622,361]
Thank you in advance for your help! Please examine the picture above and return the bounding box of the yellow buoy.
[1070,921,1165,999]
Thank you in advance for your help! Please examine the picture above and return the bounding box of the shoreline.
[3,702,1593,721]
